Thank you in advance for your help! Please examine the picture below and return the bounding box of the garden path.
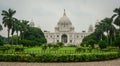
[0,59,120,66]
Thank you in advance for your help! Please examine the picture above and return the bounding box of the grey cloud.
[0,0,120,37]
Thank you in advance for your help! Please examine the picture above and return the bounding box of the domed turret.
[29,19,35,27]
[88,24,94,33]
[55,9,74,32]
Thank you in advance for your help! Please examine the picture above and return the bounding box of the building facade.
[44,10,93,46]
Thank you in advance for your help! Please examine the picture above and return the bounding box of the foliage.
[19,20,29,40]
[82,33,99,43]
[75,47,84,52]
[0,38,4,46]
[42,44,48,50]
[98,40,107,49]
[15,46,24,52]
[87,39,96,48]
[0,52,119,62]
[1,8,16,43]
[113,7,120,28]
[0,24,3,31]
[24,27,47,46]
[0,46,10,52]
[9,35,19,45]
[57,42,64,47]
[114,37,120,48]
[76,47,92,52]
[19,39,37,47]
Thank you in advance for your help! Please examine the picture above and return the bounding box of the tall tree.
[19,20,29,40]
[0,24,3,31]
[1,8,16,43]
[11,18,21,44]
[113,7,120,29]
[23,27,47,46]
[100,18,116,45]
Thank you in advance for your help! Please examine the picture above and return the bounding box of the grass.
[0,46,119,55]
[24,47,77,55]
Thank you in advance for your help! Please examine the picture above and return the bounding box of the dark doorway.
[61,34,67,43]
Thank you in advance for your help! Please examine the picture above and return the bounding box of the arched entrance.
[61,34,67,43]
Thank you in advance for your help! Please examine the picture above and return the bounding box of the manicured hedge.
[0,52,120,62]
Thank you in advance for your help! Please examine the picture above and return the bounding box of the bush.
[42,44,48,50]
[0,39,4,46]
[76,47,92,52]
[0,52,119,62]
[98,40,107,49]
[88,39,96,48]
[57,42,64,47]
[15,47,24,52]
[76,47,83,52]
[114,37,120,48]
[0,46,10,52]
[19,40,37,47]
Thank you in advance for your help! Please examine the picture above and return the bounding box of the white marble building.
[44,10,93,46]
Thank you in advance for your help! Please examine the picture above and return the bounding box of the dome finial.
[63,9,66,16]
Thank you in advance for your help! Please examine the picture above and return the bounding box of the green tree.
[81,33,103,47]
[24,27,47,46]
[1,8,16,43]
[114,37,120,48]
[19,20,29,40]
[0,38,4,46]
[113,7,120,29]
[11,19,21,44]
[98,40,107,49]
[88,39,96,49]
[100,18,116,45]
[57,42,64,47]
[0,24,3,31]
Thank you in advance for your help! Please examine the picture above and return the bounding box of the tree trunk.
[8,29,10,44]
[20,31,22,40]
[107,31,109,44]
[101,34,102,41]
[16,31,18,44]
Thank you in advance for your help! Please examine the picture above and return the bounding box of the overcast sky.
[0,0,120,37]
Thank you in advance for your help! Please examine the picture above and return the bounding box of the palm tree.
[1,8,16,43]
[113,7,120,29]
[95,22,105,40]
[0,24,3,31]
[101,18,116,45]
[19,20,29,40]
[95,18,116,45]
[11,18,20,44]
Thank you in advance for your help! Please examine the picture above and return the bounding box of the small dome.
[29,19,35,27]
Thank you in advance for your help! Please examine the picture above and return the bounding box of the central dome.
[55,9,74,32]
[58,9,72,25]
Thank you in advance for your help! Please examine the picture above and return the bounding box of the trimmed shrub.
[98,40,107,49]
[114,37,120,48]
[76,47,92,52]
[19,40,37,47]
[57,42,64,47]
[15,47,24,52]
[88,39,96,49]
[76,47,83,52]
[0,46,10,53]
[0,39,4,46]
[0,52,119,62]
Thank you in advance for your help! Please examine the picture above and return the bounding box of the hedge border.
[0,52,120,62]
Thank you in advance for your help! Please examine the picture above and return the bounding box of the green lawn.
[0,46,119,55]
[24,47,77,55]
